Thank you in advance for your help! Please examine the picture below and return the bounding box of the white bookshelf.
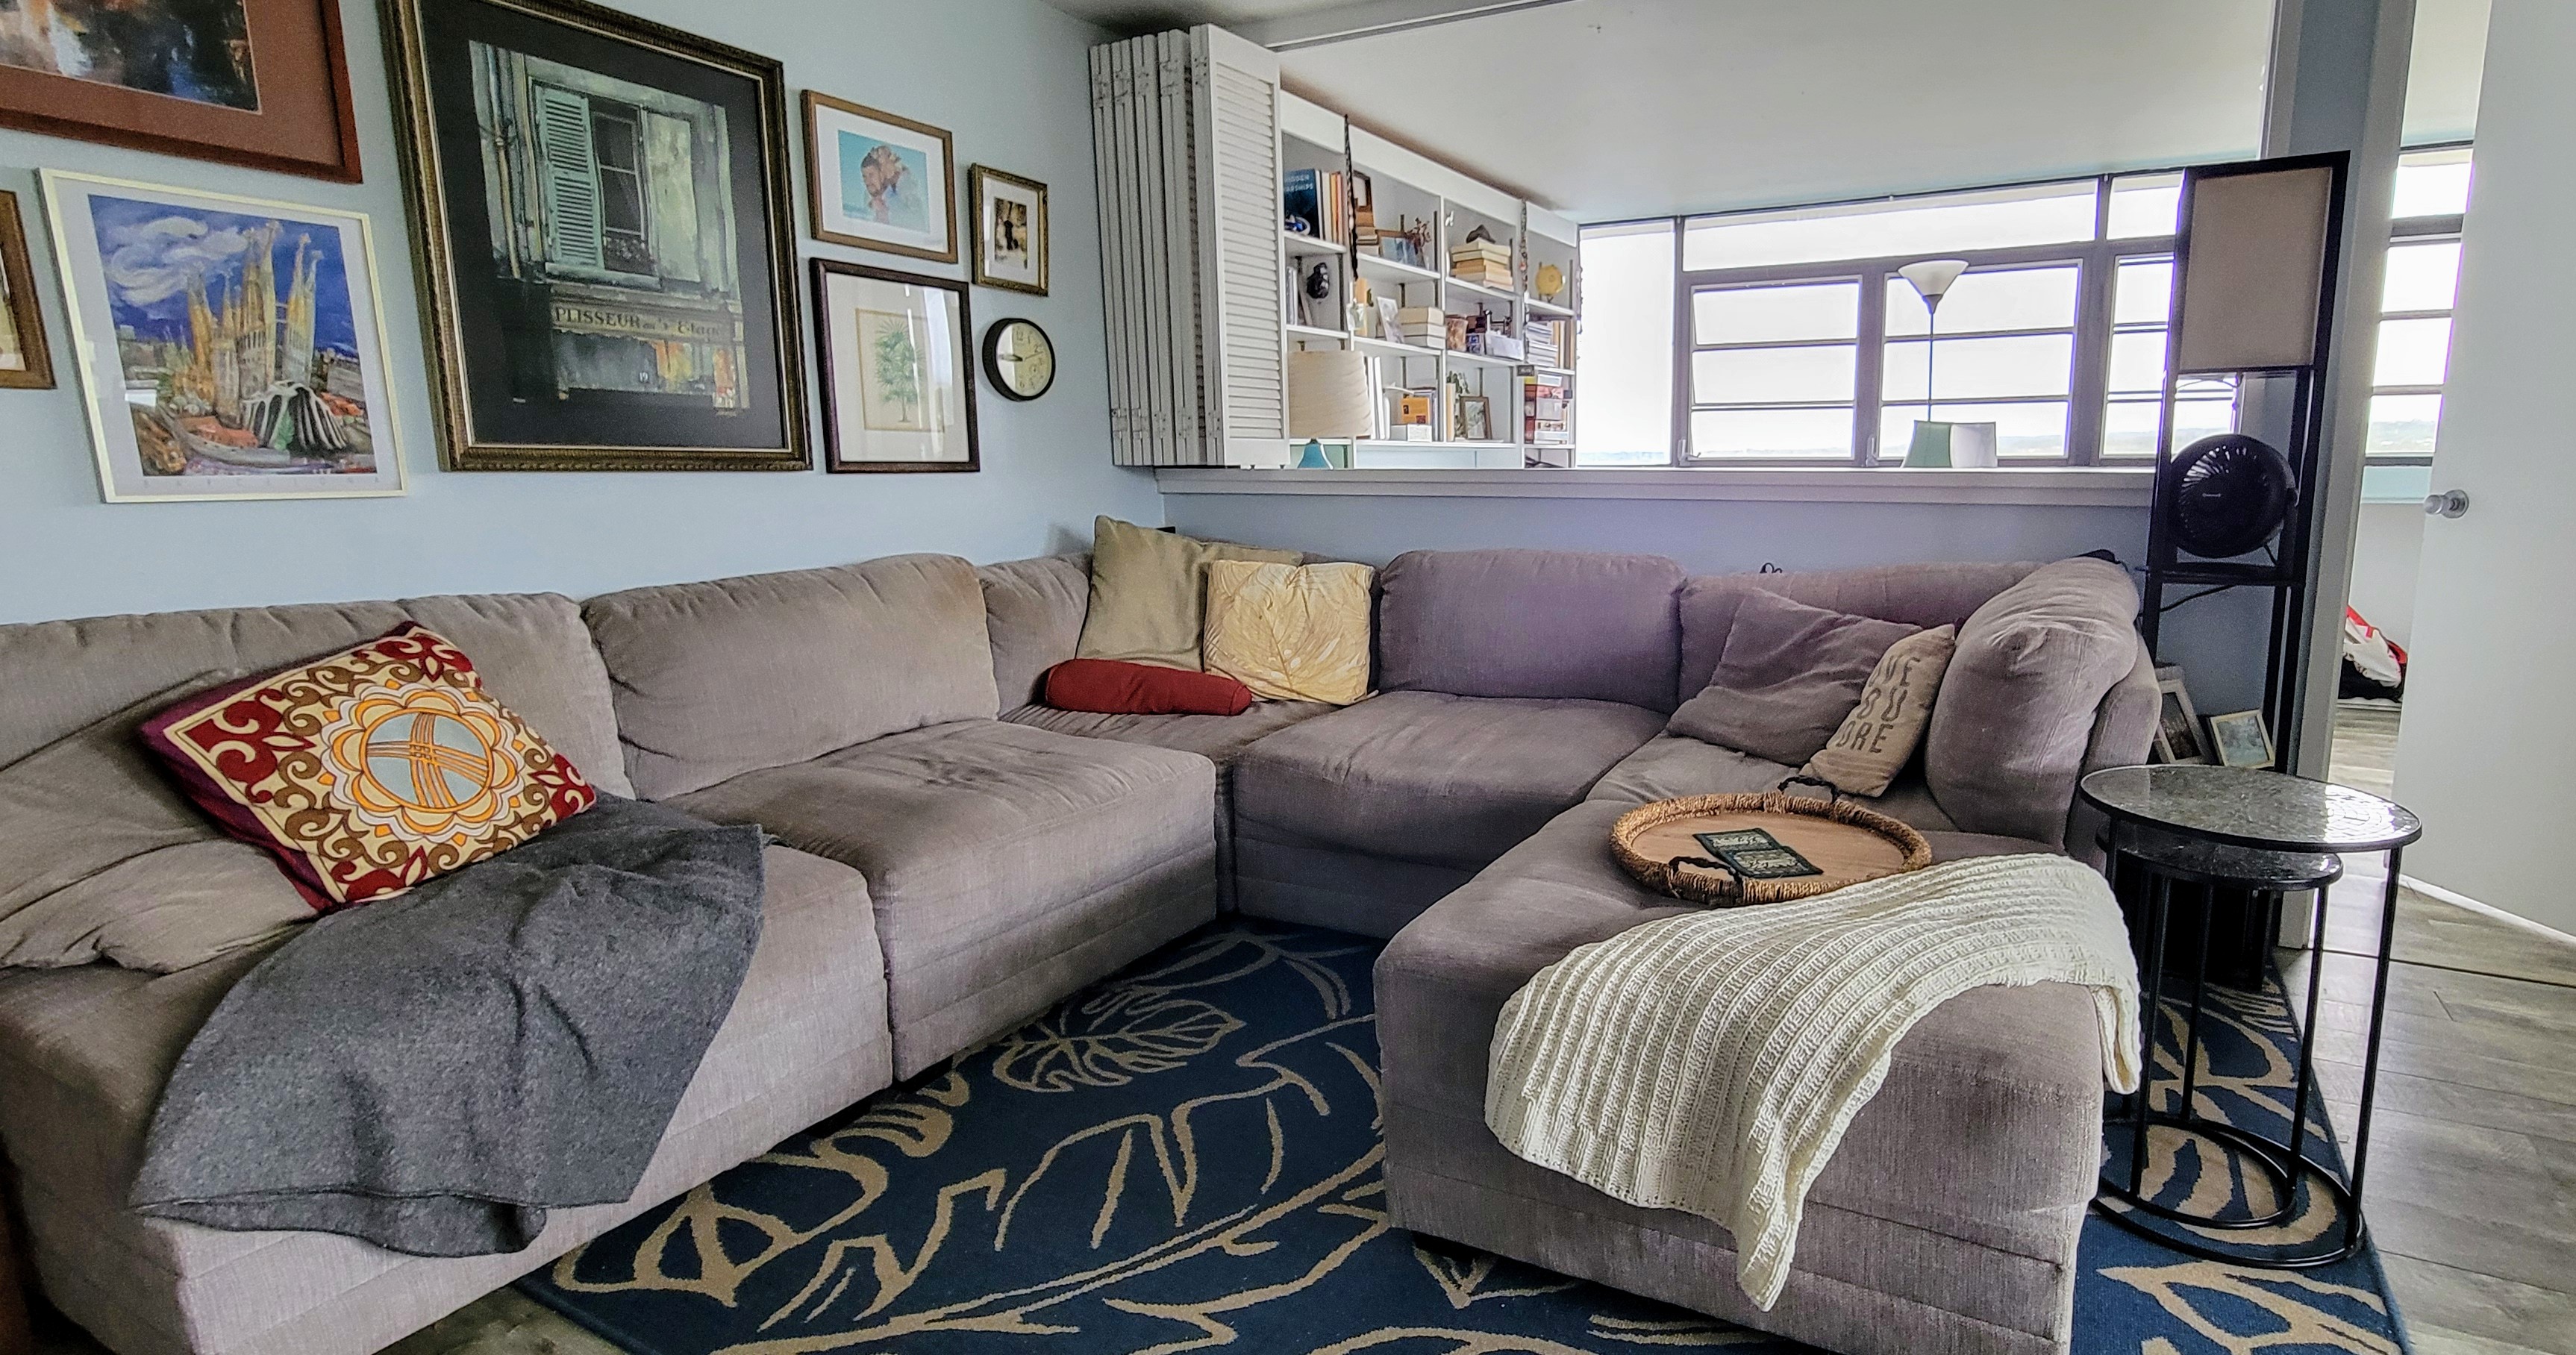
[1275,93,1578,471]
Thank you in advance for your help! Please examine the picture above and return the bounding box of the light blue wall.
[1163,490,2275,718]
[0,0,1160,625]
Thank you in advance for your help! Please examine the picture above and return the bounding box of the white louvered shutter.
[529,84,605,275]
[1192,27,1287,465]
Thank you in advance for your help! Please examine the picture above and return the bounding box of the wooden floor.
[30,699,2576,1354]
[2292,698,2576,1355]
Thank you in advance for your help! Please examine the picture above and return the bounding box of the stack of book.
[1397,307,1447,350]
[1524,318,1571,369]
[1449,238,1513,288]
[1283,169,1351,245]
[1523,372,1572,448]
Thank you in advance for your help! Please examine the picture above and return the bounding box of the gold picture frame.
[804,92,957,264]
[0,190,54,391]
[381,0,810,472]
[969,165,1048,295]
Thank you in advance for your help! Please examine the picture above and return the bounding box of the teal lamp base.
[1295,439,1334,469]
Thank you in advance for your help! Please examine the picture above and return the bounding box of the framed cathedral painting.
[0,0,362,181]
[41,170,405,501]
[382,0,809,471]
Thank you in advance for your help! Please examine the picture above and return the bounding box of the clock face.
[984,319,1055,401]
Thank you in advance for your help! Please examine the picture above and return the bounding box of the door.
[2386,0,2576,935]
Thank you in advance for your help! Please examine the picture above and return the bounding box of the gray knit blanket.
[129,796,766,1257]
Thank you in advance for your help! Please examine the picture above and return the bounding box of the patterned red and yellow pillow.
[140,623,598,909]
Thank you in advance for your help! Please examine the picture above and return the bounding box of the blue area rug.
[522,922,2408,1354]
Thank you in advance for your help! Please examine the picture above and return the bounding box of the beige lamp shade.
[1288,348,1378,439]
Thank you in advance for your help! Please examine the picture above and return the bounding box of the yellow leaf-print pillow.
[1203,560,1375,705]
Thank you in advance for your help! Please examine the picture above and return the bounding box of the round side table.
[2078,764,2422,1268]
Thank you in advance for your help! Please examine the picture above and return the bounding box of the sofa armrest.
[2064,640,2160,866]
[1923,558,2146,850]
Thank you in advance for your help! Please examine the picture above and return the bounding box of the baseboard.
[2400,874,2576,951]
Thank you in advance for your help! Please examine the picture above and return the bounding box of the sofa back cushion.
[1923,557,2144,847]
[979,554,1091,707]
[1376,549,1683,710]
[0,592,628,971]
[0,592,628,795]
[584,554,998,800]
[1677,562,2039,707]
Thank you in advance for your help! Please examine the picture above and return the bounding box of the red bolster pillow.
[1044,659,1254,716]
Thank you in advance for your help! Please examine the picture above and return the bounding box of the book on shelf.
[1283,168,1350,245]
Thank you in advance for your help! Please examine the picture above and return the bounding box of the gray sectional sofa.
[0,545,2154,1355]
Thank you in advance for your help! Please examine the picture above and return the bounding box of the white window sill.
[1154,465,2155,507]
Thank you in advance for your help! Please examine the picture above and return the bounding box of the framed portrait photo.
[384,0,808,472]
[0,0,360,181]
[813,259,976,473]
[40,170,403,502]
[805,92,956,263]
[0,190,54,390]
[2151,664,2211,765]
[969,166,1047,295]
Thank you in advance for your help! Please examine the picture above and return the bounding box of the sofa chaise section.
[587,554,1221,1079]
[1374,804,2110,1355]
[0,593,897,1355]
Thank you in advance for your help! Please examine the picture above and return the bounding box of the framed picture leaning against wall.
[381,0,808,471]
[0,190,54,390]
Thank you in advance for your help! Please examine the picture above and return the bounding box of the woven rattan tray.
[1610,791,1933,907]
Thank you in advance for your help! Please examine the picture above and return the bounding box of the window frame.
[1598,151,2466,469]
[1663,173,2167,467]
[2368,141,2472,468]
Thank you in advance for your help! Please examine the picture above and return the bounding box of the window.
[1580,151,2469,468]
[1664,173,2187,466]
[2369,145,2472,463]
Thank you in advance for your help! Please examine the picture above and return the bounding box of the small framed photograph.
[0,190,54,390]
[812,259,977,473]
[805,92,956,263]
[2207,710,2276,769]
[42,170,404,501]
[1460,395,1492,442]
[2152,664,2211,764]
[969,166,1048,295]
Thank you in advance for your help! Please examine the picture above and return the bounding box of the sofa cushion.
[1,686,315,973]
[1678,563,2038,707]
[1002,700,1333,768]
[979,554,1091,708]
[584,554,999,800]
[1924,558,2144,848]
[0,842,889,1353]
[1075,517,1301,671]
[0,592,631,799]
[1231,691,1664,871]
[671,720,1216,1074]
[140,624,600,910]
[1203,560,1375,704]
[1044,658,1254,716]
[1666,591,1919,766]
[1376,550,1684,711]
[1804,625,1958,797]
[1375,801,2103,1275]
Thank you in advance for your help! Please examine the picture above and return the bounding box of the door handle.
[2424,489,2470,519]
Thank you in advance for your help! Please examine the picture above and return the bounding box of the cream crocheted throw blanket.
[1485,853,2142,1310]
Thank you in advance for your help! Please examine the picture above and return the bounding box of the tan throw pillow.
[1802,625,1958,797]
[1204,560,1375,704]
[1075,516,1301,670]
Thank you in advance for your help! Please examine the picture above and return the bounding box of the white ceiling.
[1046,0,2492,223]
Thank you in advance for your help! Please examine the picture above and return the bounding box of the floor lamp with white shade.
[1897,258,1997,466]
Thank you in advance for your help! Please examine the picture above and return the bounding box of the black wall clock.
[981,319,1055,401]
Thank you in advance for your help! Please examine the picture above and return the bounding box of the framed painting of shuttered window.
[382,0,808,471]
